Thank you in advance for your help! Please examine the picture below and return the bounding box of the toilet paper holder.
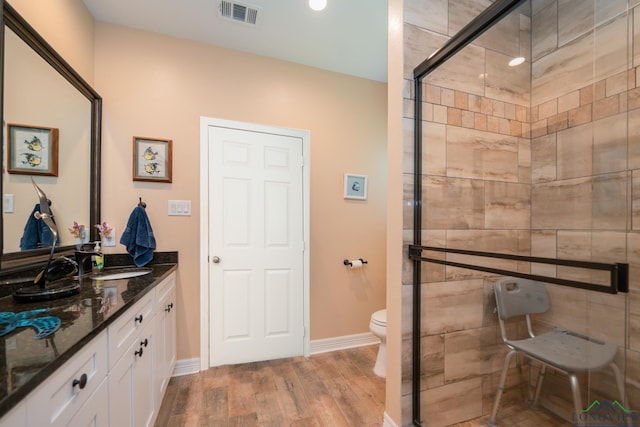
[343,259,368,267]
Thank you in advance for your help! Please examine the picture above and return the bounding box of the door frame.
[199,117,311,370]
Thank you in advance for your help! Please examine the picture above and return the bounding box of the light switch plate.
[168,200,191,216]
[3,194,14,213]
[103,229,116,247]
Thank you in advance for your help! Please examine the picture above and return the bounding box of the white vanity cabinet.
[109,311,157,427]
[25,330,109,427]
[154,273,176,408]
[0,269,178,427]
[0,401,26,427]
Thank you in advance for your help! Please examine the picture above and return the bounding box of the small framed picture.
[7,124,59,176]
[133,136,172,183]
[344,173,368,200]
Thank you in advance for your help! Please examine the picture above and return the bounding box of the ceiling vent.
[219,1,260,25]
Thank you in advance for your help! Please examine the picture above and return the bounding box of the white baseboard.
[174,332,380,377]
[310,332,380,355]
[383,412,398,427]
[172,358,200,377]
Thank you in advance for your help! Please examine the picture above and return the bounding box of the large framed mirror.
[0,2,101,269]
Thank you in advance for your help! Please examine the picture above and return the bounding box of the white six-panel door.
[207,125,305,366]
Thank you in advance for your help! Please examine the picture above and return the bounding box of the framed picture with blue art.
[7,124,59,176]
[133,136,172,183]
[344,173,368,200]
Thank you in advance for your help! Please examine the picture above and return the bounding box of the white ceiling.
[82,0,388,82]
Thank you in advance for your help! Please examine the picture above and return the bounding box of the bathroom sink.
[89,267,152,281]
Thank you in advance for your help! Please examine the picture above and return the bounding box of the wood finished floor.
[156,344,386,427]
[156,344,569,427]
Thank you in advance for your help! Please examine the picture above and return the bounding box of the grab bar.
[409,245,628,294]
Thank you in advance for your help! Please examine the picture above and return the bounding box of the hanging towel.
[19,203,57,251]
[120,205,156,267]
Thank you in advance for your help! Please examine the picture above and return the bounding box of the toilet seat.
[371,309,386,327]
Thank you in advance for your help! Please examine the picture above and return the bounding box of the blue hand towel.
[119,206,156,267]
[20,203,58,251]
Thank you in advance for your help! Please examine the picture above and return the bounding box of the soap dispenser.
[92,241,104,273]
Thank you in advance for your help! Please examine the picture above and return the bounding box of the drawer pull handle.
[141,338,148,347]
[72,373,88,390]
[135,314,144,324]
[135,347,144,357]
[165,303,174,312]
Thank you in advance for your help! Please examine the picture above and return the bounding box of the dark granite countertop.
[0,251,178,417]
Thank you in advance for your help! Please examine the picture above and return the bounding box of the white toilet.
[369,309,387,378]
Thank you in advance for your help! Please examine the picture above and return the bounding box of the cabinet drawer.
[26,330,108,427]
[108,290,155,368]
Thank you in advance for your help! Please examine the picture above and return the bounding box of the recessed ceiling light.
[509,56,525,67]
[309,0,327,11]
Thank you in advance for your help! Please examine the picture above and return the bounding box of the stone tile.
[635,7,640,68]
[531,134,556,183]
[461,110,475,129]
[445,126,519,182]
[558,0,594,46]
[628,109,640,170]
[404,23,448,80]
[557,230,592,284]
[634,172,640,230]
[538,99,558,120]
[485,49,530,107]
[455,91,469,110]
[558,90,580,113]
[425,84,441,104]
[557,122,593,180]
[441,88,455,107]
[445,230,520,281]
[592,172,628,231]
[475,4,521,58]
[531,177,593,230]
[533,15,627,107]
[586,289,626,346]
[424,121,447,176]
[484,181,531,230]
[403,173,415,229]
[444,327,505,383]
[547,112,568,133]
[405,0,448,35]
[468,94,482,112]
[531,230,557,277]
[421,377,483,427]
[423,176,485,229]
[594,0,628,26]
[531,119,547,138]
[593,113,628,175]
[504,103,516,120]
[433,104,447,123]
[400,334,445,395]
[427,42,486,97]
[474,113,487,131]
[606,70,630,97]
[402,117,415,174]
[542,284,589,335]
[594,14,628,83]
[568,104,592,127]
[532,1,557,61]
[448,108,462,126]
[593,95,620,121]
[448,0,493,36]
[518,136,531,181]
[421,279,485,335]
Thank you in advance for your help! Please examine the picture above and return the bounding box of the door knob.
[212,256,221,263]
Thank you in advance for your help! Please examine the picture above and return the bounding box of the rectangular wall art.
[7,124,59,176]
[133,136,172,183]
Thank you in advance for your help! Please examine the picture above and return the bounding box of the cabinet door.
[109,315,156,427]
[108,290,155,368]
[0,401,26,427]
[155,273,176,407]
[67,377,109,426]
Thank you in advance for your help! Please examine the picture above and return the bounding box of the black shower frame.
[409,0,629,425]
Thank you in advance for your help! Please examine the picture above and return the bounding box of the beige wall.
[93,23,388,360]
[5,1,388,363]
[9,0,95,84]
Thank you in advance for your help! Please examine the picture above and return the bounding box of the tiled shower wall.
[401,0,639,426]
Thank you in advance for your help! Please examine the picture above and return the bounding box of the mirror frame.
[0,1,101,269]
